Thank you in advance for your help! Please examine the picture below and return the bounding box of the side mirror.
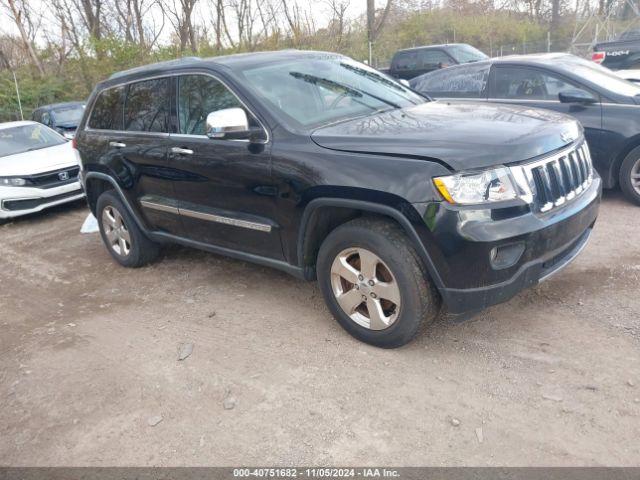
[559,90,597,105]
[206,108,250,140]
[398,79,410,87]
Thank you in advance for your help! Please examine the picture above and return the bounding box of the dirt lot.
[0,192,639,466]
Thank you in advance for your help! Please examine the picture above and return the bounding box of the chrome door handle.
[171,147,194,155]
[109,141,126,148]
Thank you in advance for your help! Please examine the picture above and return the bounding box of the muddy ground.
[0,191,639,466]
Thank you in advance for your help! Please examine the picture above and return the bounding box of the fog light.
[490,242,525,270]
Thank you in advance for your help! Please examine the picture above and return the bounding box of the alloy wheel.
[330,247,401,330]
[102,205,131,256]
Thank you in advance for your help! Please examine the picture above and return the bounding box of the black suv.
[383,43,488,80]
[75,51,601,348]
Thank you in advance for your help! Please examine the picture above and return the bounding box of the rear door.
[166,72,282,260]
[488,65,604,160]
[86,78,181,234]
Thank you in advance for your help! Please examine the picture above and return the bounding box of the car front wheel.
[317,217,440,348]
[620,146,640,206]
[96,190,160,267]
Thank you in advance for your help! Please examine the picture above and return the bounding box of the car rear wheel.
[620,146,640,206]
[96,190,160,267]
[317,217,440,348]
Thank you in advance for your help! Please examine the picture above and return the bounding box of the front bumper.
[414,174,601,314]
[0,181,85,219]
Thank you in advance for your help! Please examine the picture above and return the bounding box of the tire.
[96,190,160,267]
[317,217,440,348]
[619,146,640,206]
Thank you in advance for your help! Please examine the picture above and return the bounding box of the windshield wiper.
[289,71,401,109]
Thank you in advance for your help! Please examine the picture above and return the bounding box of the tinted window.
[0,124,65,158]
[178,75,243,135]
[447,45,488,64]
[492,67,584,100]
[394,51,418,71]
[411,63,490,98]
[53,105,84,125]
[419,50,453,68]
[124,79,170,132]
[89,87,124,130]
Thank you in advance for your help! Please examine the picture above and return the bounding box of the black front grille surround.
[511,142,594,213]
[25,166,81,189]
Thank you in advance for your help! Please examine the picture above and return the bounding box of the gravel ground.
[0,191,639,466]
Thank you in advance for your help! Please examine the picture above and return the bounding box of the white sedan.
[0,121,84,220]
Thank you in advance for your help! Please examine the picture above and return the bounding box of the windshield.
[53,105,84,125]
[0,124,66,158]
[447,44,488,64]
[558,58,640,97]
[237,55,426,130]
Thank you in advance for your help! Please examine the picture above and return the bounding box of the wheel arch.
[297,198,445,290]
[609,135,640,188]
[83,172,149,233]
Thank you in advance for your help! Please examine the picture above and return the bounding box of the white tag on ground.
[80,213,99,233]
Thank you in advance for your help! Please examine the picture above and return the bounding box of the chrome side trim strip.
[140,198,272,232]
[180,208,272,232]
[140,200,179,214]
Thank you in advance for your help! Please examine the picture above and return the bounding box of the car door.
[488,65,604,161]
[167,72,283,260]
[88,77,182,235]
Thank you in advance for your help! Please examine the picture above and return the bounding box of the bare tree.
[163,0,199,52]
[1,0,45,74]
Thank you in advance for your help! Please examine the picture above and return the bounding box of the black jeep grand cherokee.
[75,50,601,348]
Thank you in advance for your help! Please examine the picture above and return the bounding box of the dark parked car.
[31,101,85,139]
[382,43,488,80]
[592,29,640,70]
[410,53,640,205]
[75,51,600,347]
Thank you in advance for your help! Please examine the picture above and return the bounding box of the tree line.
[0,0,638,120]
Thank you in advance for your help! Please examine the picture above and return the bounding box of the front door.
[488,65,604,162]
[167,73,283,260]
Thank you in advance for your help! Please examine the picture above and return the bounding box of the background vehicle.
[410,53,640,205]
[0,121,84,220]
[31,101,86,139]
[592,29,640,70]
[76,51,599,348]
[381,43,488,80]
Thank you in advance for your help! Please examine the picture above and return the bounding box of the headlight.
[433,166,517,205]
[0,177,28,187]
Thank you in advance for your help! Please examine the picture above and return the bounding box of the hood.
[311,101,582,170]
[0,141,78,176]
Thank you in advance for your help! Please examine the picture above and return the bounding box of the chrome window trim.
[84,71,270,144]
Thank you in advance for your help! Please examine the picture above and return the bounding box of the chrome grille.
[512,142,593,213]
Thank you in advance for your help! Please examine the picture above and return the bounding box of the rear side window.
[393,52,418,71]
[124,78,170,132]
[418,50,453,68]
[89,87,124,130]
[178,75,243,135]
[411,63,490,98]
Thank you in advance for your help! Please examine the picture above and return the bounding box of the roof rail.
[108,57,202,80]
